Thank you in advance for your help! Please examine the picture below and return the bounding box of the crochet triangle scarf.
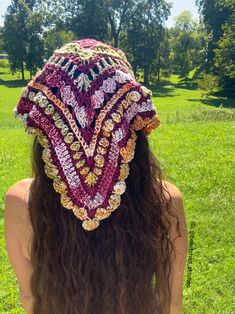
[15,38,161,231]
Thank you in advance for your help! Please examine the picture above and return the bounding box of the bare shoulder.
[162,180,187,232]
[4,178,34,220]
[162,180,183,201]
[5,178,34,199]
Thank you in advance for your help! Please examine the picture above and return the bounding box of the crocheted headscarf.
[15,38,161,231]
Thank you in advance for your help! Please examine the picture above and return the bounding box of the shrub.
[0,59,9,68]
[198,74,219,98]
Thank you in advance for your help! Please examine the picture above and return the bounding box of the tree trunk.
[157,68,160,82]
[144,62,149,86]
[108,15,119,48]
[113,32,119,48]
[21,62,25,81]
[157,55,161,82]
[133,63,137,77]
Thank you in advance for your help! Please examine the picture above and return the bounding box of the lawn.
[0,66,234,313]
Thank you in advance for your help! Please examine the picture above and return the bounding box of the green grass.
[150,121,235,313]
[0,67,235,313]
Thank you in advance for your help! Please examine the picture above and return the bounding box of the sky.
[0,0,10,27]
[0,0,200,28]
[166,0,199,27]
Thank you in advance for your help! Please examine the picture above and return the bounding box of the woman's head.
[15,39,179,313]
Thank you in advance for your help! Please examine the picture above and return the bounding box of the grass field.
[0,66,235,313]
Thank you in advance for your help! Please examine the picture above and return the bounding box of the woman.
[4,39,187,314]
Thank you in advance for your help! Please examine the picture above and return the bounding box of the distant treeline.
[0,0,234,89]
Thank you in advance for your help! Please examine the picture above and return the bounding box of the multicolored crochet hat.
[15,39,160,231]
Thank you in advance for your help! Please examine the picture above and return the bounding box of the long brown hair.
[28,130,180,314]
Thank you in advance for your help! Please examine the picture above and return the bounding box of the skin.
[4,178,187,314]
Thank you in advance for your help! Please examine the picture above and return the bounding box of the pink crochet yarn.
[15,38,161,231]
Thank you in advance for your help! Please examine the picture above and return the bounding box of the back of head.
[15,39,175,314]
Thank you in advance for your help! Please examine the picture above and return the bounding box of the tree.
[169,11,203,76]
[196,0,230,72]
[4,0,44,80]
[125,0,171,85]
[68,0,109,40]
[25,10,44,78]
[123,8,146,77]
[154,28,171,82]
[4,0,28,80]
[44,29,76,60]
[174,10,197,32]
[105,0,134,47]
[44,0,109,41]
[45,0,134,47]
[214,0,235,88]
[198,73,219,97]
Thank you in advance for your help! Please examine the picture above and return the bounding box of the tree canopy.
[4,0,44,80]
[2,0,234,90]
[169,11,203,75]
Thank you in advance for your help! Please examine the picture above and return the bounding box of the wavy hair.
[28,130,180,314]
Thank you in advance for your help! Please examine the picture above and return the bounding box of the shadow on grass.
[0,79,28,88]
[188,96,235,109]
[175,76,198,90]
[152,82,179,98]
[213,90,235,99]
[152,75,199,92]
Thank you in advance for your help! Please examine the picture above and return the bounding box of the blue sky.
[0,0,11,27]
[0,0,199,28]
[166,0,199,26]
